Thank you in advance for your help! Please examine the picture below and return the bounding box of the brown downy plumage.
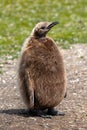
[18,22,67,117]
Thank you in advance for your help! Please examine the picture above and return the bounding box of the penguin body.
[18,22,66,116]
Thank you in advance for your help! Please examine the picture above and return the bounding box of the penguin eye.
[41,26,45,29]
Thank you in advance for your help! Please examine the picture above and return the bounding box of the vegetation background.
[0,0,87,59]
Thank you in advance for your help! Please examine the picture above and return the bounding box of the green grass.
[0,69,3,74]
[0,0,87,59]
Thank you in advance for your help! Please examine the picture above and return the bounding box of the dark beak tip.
[53,21,59,24]
[47,21,59,29]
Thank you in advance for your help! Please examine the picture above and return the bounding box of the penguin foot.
[29,109,52,118]
[39,114,52,118]
[47,108,65,116]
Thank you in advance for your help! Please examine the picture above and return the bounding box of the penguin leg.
[47,108,65,116]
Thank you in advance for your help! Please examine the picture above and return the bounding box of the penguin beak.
[47,21,59,30]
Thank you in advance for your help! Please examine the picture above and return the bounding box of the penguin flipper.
[64,91,67,98]
[18,69,34,110]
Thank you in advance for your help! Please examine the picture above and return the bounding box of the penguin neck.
[31,34,47,41]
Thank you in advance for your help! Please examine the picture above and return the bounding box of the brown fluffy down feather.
[18,22,67,111]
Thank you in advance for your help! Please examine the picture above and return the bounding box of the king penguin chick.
[18,22,67,117]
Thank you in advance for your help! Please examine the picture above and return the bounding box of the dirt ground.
[0,44,87,130]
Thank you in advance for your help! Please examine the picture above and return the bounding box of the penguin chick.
[18,22,67,117]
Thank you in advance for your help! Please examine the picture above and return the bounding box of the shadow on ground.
[0,109,31,117]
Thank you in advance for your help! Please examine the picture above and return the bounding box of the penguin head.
[31,21,59,38]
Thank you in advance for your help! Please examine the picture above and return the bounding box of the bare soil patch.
[0,44,87,130]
